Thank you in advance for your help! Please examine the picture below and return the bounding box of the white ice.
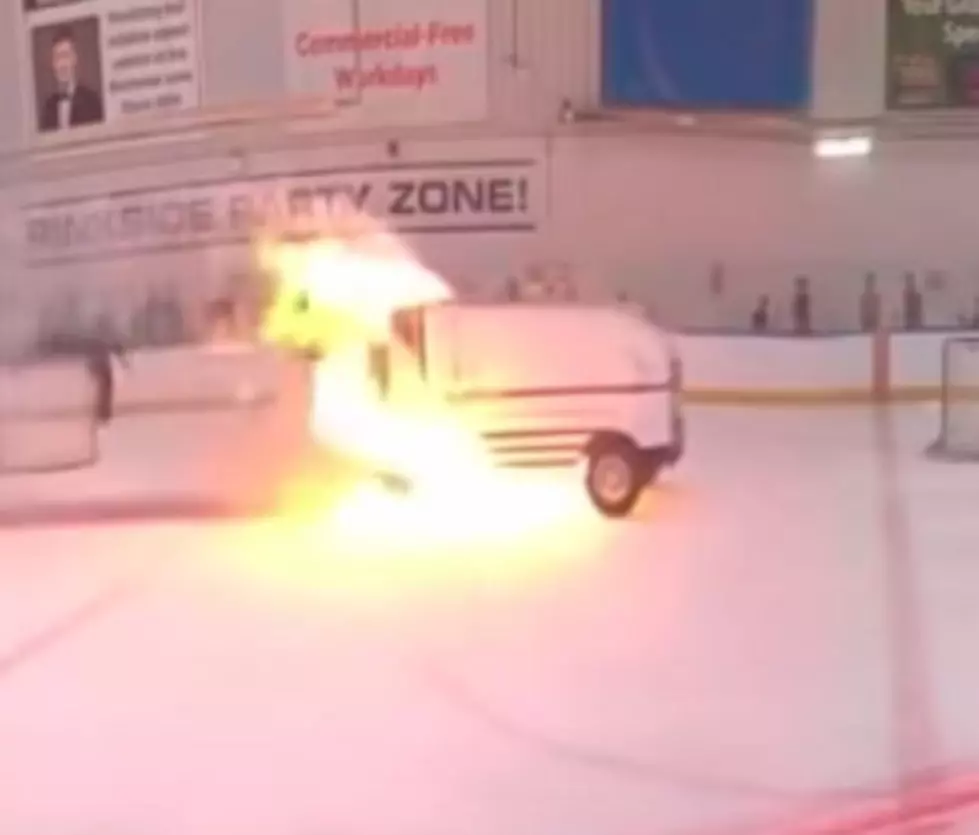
[1,405,978,835]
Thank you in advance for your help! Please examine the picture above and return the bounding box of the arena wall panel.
[200,0,285,109]
[490,0,597,126]
[810,0,887,120]
[0,0,959,164]
[4,0,597,158]
[12,128,979,354]
[0,1,25,154]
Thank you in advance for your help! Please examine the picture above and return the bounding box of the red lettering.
[333,63,439,91]
[297,22,474,59]
[426,21,475,46]
[295,24,426,56]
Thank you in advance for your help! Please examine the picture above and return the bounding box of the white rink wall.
[680,330,979,402]
[678,330,968,402]
[678,334,876,400]
[56,330,974,415]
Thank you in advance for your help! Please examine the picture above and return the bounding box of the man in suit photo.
[38,24,104,132]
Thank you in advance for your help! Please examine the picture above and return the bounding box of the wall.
[5,0,979,358]
[678,330,974,404]
[9,128,979,355]
[809,0,887,120]
[4,135,549,356]
[200,0,285,107]
[0,0,916,159]
[546,135,969,269]
[1,0,594,156]
[543,133,979,330]
[0,1,25,153]
[491,0,596,126]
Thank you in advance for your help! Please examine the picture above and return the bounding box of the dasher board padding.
[0,359,98,474]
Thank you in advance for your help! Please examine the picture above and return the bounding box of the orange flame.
[257,208,483,485]
[250,209,596,569]
[257,208,451,350]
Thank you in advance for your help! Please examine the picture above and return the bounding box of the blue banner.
[601,0,813,110]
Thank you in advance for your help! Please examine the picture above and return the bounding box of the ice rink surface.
[2,404,979,835]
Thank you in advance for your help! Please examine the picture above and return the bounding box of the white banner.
[23,155,545,264]
[283,0,488,127]
[22,0,200,135]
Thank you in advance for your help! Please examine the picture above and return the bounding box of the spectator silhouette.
[902,272,924,330]
[206,298,236,342]
[969,296,979,329]
[751,295,770,332]
[35,329,126,424]
[132,287,185,346]
[791,275,812,334]
[859,272,881,332]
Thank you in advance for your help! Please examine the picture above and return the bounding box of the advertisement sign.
[23,156,543,266]
[283,0,488,126]
[22,0,200,135]
[601,0,812,109]
[887,0,979,109]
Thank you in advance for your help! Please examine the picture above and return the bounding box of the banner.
[23,157,543,265]
[22,0,200,135]
[887,0,979,109]
[283,0,488,126]
[600,0,812,109]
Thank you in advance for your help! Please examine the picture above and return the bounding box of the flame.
[258,209,450,350]
[253,209,593,568]
[306,340,489,487]
[256,208,487,484]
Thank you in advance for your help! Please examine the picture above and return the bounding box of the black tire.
[585,436,644,518]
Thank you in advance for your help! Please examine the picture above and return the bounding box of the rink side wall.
[97,331,974,415]
[678,331,969,405]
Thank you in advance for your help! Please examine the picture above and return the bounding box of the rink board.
[680,331,979,406]
[0,360,97,473]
